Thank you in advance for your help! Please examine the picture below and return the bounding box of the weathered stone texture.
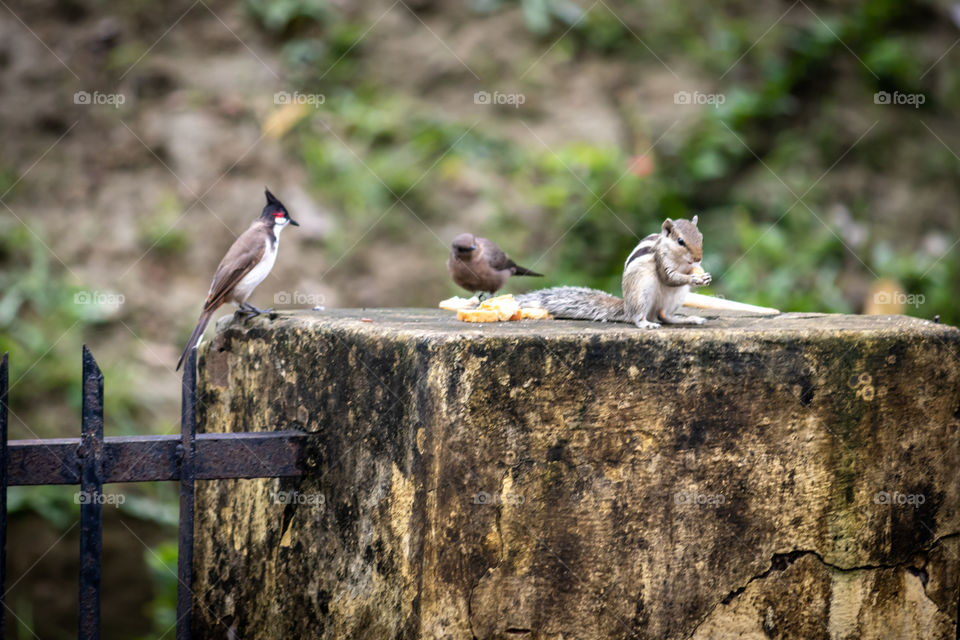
[193,309,960,639]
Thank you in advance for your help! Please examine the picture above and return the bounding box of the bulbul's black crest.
[262,187,289,218]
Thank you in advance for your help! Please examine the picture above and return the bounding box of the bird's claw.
[238,303,272,319]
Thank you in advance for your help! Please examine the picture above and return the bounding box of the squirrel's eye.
[677,238,686,247]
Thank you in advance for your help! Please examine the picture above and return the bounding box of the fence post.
[79,346,104,640]
[176,348,198,640]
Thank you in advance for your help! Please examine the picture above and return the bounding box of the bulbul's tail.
[515,286,630,322]
[513,265,544,277]
[177,309,214,371]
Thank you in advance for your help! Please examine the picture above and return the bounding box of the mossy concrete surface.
[193,309,960,639]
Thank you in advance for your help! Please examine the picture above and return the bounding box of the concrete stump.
[192,309,960,639]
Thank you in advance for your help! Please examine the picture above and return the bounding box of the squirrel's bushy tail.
[515,286,629,322]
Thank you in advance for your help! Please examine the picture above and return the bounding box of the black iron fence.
[0,347,307,639]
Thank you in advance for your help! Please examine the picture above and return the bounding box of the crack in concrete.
[687,532,960,639]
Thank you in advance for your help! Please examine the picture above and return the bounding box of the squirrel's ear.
[691,215,699,226]
[662,218,674,236]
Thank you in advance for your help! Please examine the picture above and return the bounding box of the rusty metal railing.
[0,347,307,639]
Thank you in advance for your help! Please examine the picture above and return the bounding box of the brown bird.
[447,233,543,297]
[177,189,298,370]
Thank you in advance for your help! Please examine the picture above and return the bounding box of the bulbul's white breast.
[234,237,278,303]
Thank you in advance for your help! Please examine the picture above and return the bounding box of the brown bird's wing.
[478,237,542,277]
[203,225,267,311]
[477,237,516,271]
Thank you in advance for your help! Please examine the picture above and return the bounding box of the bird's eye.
[677,238,686,247]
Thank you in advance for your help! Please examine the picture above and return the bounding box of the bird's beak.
[288,217,300,227]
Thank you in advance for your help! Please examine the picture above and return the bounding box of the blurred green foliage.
[243,0,332,34]
[0,220,151,438]
[6,485,177,531]
[140,540,179,639]
[138,191,191,257]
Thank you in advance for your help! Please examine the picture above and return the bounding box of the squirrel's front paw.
[691,272,712,286]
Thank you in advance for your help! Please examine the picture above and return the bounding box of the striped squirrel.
[516,216,712,328]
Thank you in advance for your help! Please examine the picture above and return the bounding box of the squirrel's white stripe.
[625,234,660,268]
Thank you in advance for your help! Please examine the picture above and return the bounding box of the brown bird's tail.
[177,309,214,371]
[513,265,544,277]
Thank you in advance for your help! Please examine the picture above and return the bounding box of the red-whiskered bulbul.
[176,188,298,370]
[447,233,543,297]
